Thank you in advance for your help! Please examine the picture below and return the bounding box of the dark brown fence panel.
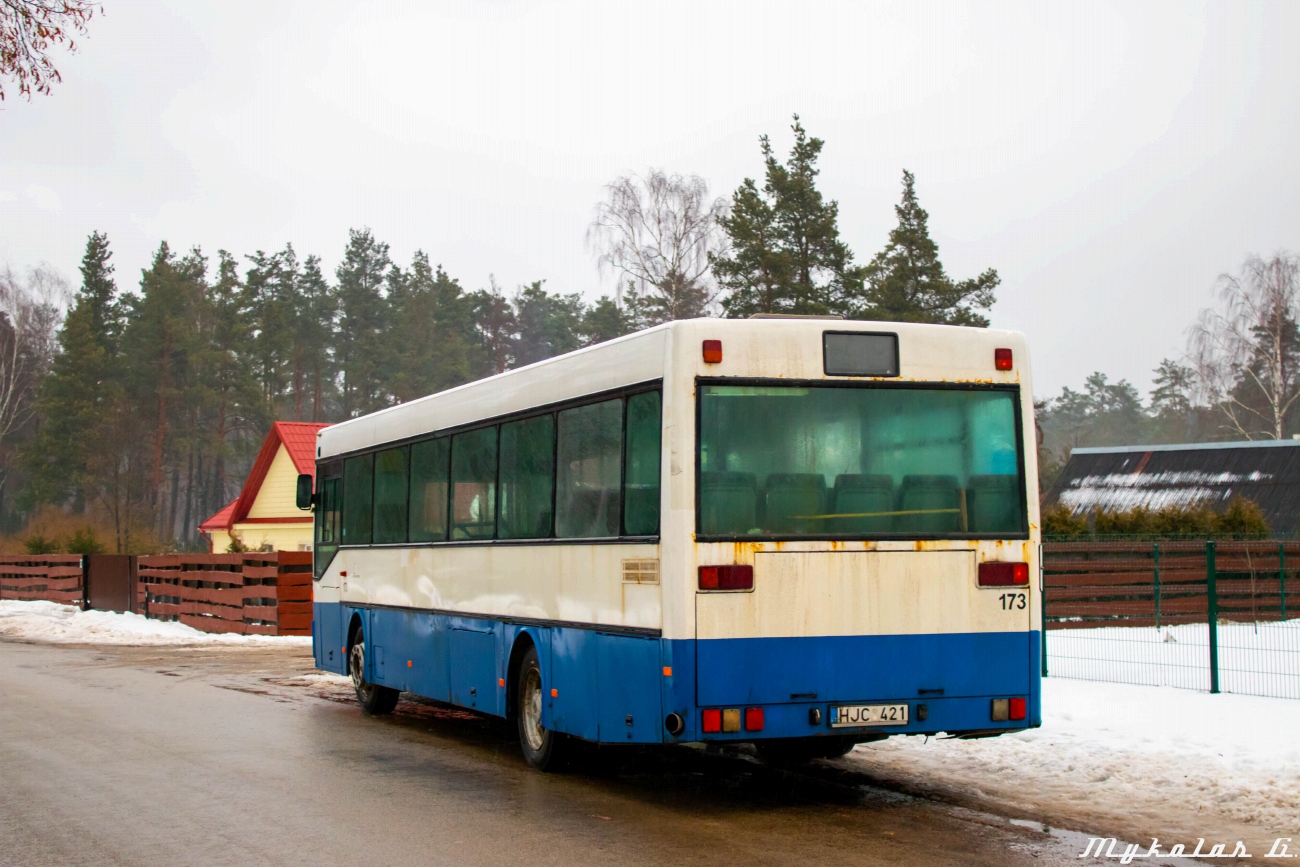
[1043,540,1300,630]
[137,552,312,636]
[0,555,84,605]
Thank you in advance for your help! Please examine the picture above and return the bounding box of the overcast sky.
[2,0,1297,398]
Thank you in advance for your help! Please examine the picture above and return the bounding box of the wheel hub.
[521,667,545,752]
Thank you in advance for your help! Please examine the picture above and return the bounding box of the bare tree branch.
[0,0,99,101]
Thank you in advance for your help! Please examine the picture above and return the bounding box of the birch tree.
[588,170,727,325]
[1190,252,1300,440]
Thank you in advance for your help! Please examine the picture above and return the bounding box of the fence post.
[1281,543,1288,622]
[1207,540,1220,695]
[1040,584,1048,678]
[1153,542,1161,630]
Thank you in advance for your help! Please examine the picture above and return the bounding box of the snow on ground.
[844,676,1300,850]
[0,600,312,647]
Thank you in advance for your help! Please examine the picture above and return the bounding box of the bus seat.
[830,474,894,534]
[700,472,758,535]
[763,473,827,535]
[967,474,1020,533]
[896,474,961,533]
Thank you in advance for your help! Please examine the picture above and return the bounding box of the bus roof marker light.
[702,339,723,364]
[995,348,1013,371]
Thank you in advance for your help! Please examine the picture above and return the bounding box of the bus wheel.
[516,645,569,771]
[756,736,858,764]
[348,632,399,716]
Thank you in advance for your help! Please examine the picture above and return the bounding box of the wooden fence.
[137,552,313,636]
[0,555,85,605]
[1042,540,1300,629]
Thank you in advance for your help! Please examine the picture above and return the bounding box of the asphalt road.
[0,639,1097,867]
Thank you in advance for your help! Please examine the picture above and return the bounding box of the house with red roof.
[198,422,329,553]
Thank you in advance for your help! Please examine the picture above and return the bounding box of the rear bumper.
[668,630,1041,743]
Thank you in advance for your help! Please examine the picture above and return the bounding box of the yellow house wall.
[228,522,314,552]
[207,529,234,553]
[246,445,303,519]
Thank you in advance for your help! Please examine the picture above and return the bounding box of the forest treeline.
[1,118,1000,552]
[4,114,1295,552]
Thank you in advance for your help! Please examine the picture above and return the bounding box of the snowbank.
[845,677,1300,843]
[0,600,312,647]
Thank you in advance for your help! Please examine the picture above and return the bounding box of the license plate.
[829,703,909,727]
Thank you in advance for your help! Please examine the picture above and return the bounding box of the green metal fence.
[1042,540,1300,699]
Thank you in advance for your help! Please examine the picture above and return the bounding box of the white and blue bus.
[305,318,1041,769]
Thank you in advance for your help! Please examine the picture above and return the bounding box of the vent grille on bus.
[622,559,660,584]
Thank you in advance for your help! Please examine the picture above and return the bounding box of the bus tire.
[756,736,858,764]
[348,629,399,716]
[516,645,569,771]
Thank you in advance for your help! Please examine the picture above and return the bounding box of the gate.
[85,554,138,613]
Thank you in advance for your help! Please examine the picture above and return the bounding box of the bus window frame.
[693,376,1031,543]
[323,379,664,550]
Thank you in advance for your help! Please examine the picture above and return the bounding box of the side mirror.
[296,473,314,511]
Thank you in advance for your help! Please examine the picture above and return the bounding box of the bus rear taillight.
[1009,697,1027,721]
[995,348,1013,370]
[978,562,1029,587]
[702,709,722,733]
[699,565,753,591]
[744,707,764,731]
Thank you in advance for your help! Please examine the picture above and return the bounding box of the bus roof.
[317,318,1028,460]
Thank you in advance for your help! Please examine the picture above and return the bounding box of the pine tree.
[469,277,517,376]
[24,232,123,507]
[193,251,264,518]
[714,115,862,317]
[121,243,209,542]
[388,252,477,404]
[857,170,999,326]
[512,280,585,367]
[335,229,393,417]
[580,295,633,346]
[294,254,337,421]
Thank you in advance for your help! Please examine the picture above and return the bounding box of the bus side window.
[623,391,661,536]
[450,426,499,540]
[373,446,410,544]
[409,437,450,542]
[556,399,623,538]
[498,415,555,540]
[342,453,375,546]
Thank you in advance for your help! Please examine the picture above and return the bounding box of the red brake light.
[702,708,722,733]
[1009,697,1027,721]
[744,707,765,731]
[979,562,1029,587]
[994,348,1013,371]
[699,565,753,590]
[702,339,723,364]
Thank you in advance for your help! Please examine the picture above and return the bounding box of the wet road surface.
[1,639,1099,866]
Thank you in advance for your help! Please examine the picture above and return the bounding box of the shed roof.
[198,422,329,533]
[1043,439,1300,534]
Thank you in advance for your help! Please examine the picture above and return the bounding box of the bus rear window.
[697,384,1025,538]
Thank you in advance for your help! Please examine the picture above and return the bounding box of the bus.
[303,317,1041,770]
